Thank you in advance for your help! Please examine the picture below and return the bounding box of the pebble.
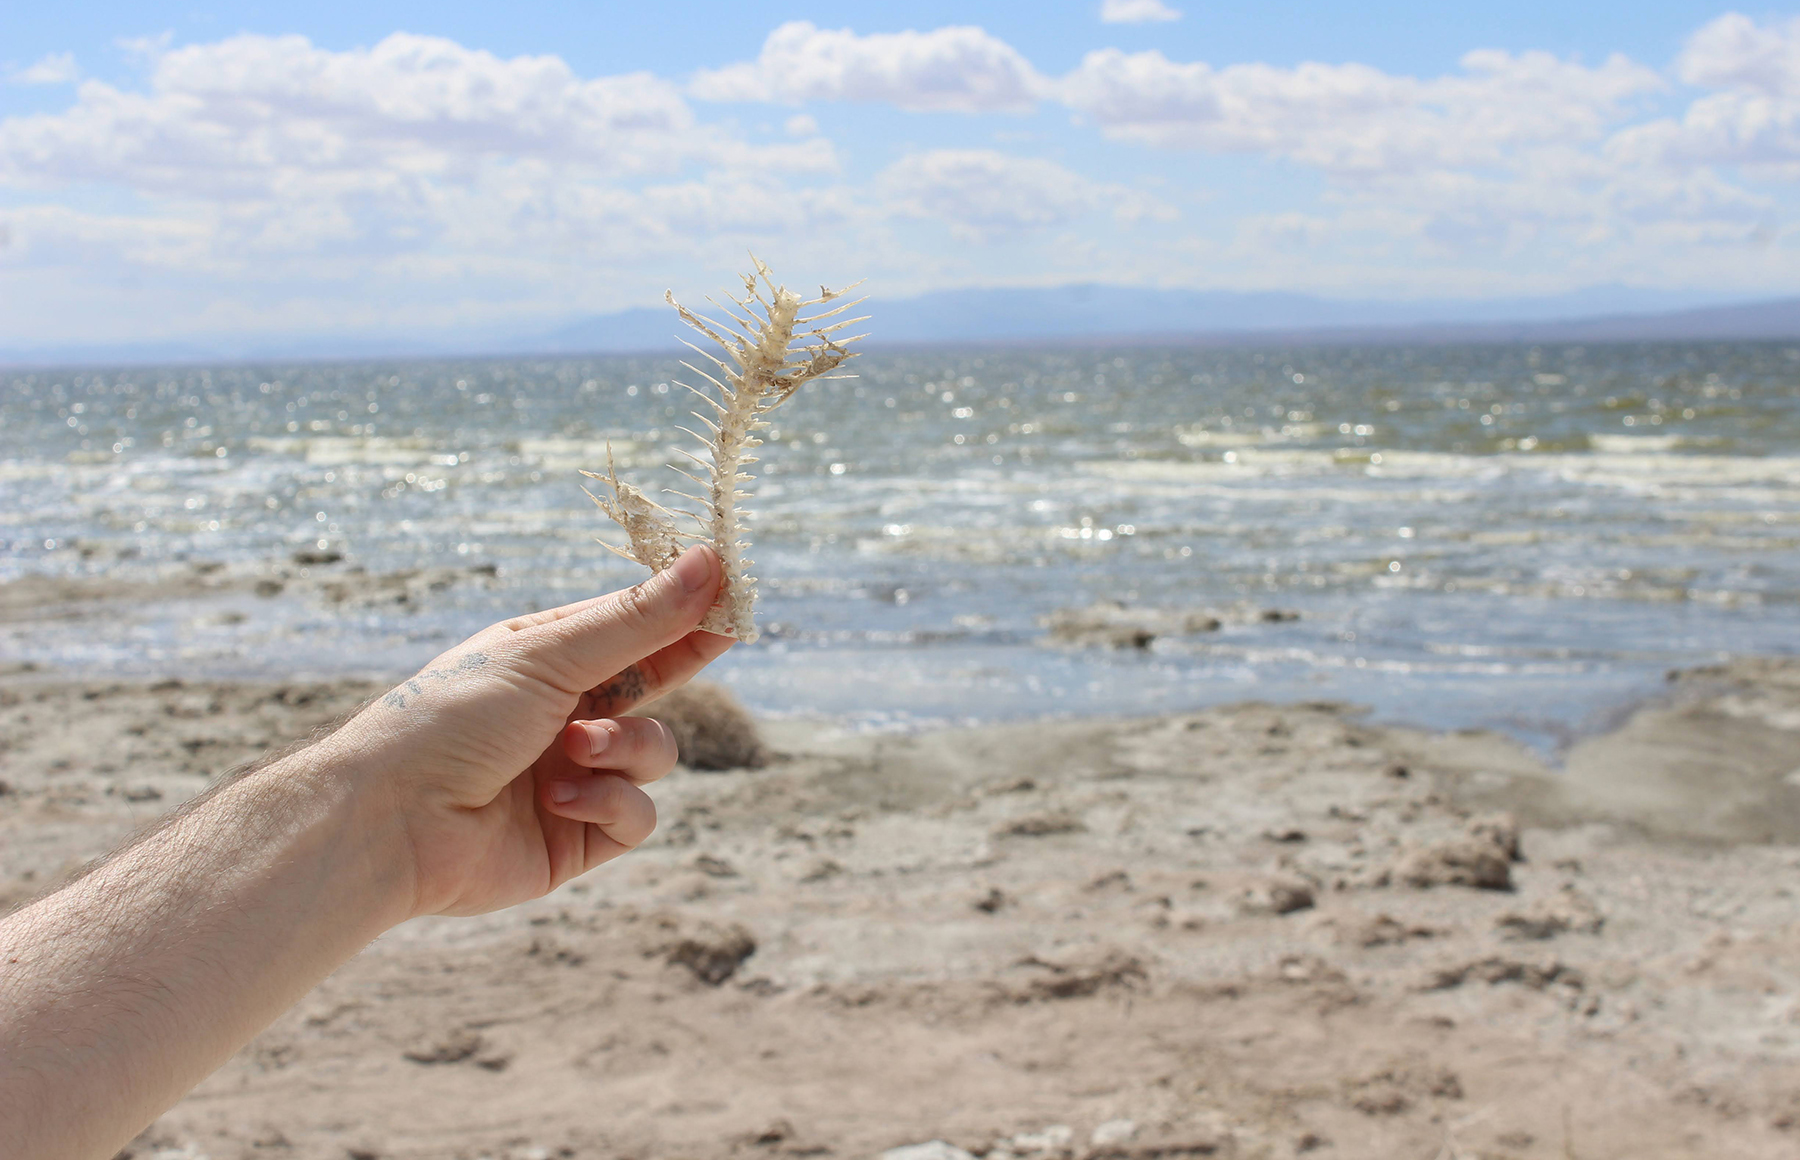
[881,1142,976,1160]
[1091,1119,1138,1145]
[1009,1124,1074,1153]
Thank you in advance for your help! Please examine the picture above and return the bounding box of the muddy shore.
[5,652,1800,1159]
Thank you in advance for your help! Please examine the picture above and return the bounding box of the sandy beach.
[9,3,1800,1155]
[5,567,1800,1160]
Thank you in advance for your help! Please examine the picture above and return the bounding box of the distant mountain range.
[6,285,1800,368]
[535,285,1800,351]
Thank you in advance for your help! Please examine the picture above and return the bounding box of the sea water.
[4,341,1798,748]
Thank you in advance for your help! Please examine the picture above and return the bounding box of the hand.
[331,543,732,917]
[0,545,733,1160]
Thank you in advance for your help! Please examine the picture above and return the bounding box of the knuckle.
[594,773,629,812]
[634,650,668,692]
[608,579,667,634]
[596,778,655,847]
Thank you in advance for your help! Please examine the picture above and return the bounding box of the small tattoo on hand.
[385,651,491,710]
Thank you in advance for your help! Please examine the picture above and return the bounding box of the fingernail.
[583,722,613,759]
[549,781,579,804]
[669,545,714,593]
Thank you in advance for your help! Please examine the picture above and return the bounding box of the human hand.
[0,542,730,1160]
[327,544,732,917]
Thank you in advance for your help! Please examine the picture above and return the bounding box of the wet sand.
[5,645,1800,1160]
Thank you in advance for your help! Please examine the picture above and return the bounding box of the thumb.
[514,544,722,694]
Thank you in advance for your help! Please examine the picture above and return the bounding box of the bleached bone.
[583,258,866,642]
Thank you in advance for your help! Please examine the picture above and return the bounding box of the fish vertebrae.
[585,258,868,642]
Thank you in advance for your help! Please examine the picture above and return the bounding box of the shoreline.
[0,553,1733,766]
[5,662,1800,1157]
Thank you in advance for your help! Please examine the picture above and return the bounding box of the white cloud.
[0,202,210,270]
[5,19,1800,343]
[1051,31,1799,274]
[1678,12,1800,96]
[1059,47,1662,173]
[695,24,1663,180]
[1100,0,1182,25]
[0,32,848,239]
[0,32,712,198]
[879,148,1175,241]
[1236,212,1330,250]
[1051,40,1765,262]
[0,31,858,337]
[9,52,79,85]
[689,21,1047,112]
[1609,94,1800,173]
[1610,14,1800,175]
[685,20,1769,266]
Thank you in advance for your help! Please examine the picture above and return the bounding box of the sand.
[4,578,1800,1158]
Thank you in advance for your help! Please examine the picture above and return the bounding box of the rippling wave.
[4,341,1798,746]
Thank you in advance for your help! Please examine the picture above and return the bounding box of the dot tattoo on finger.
[591,665,649,714]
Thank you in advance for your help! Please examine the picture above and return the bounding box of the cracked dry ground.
[5,662,1800,1159]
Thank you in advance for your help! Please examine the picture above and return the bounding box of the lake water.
[4,340,1799,748]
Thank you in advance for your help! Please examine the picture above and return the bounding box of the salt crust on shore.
[5,659,1800,1159]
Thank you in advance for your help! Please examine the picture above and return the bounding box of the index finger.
[509,546,722,696]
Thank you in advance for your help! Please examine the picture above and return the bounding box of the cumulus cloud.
[0,32,714,198]
[4,17,1798,342]
[692,19,1772,261]
[689,21,1047,112]
[687,21,1750,261]
[1610,14,1800,175]
[9,52,79,85]
[1059,47,1662,173]
[1,202,209,269]
[1100,0,1182,24]
[879,148,1175,241]
[0,30,863,338]
[1048,38,1781,259]
[1678,12,1800,96]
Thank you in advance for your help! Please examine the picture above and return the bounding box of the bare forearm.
[0,742,413,1160]
[0,550,726,1158]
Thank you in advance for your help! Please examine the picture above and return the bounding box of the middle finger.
[558,715,679,785]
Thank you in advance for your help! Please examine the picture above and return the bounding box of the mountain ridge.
[4,285,1797,367]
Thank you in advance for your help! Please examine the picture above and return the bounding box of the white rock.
[882,1142,977,1160]
[1010,1125,1075,1153]
[1091,1119,1139,1146]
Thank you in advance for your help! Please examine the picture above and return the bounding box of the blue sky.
[1,2,1749,87]
[1,2,1797,345]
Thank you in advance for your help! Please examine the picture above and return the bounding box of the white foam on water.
[510,436,649,470]
[1087,446,1800,509]
[1173,422,1334,447]
[245,435,453,466]
[8,342,1800,750]
[1547,450,1800,487]
[1084,460,1483,507]
[1587,433,1706,453]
